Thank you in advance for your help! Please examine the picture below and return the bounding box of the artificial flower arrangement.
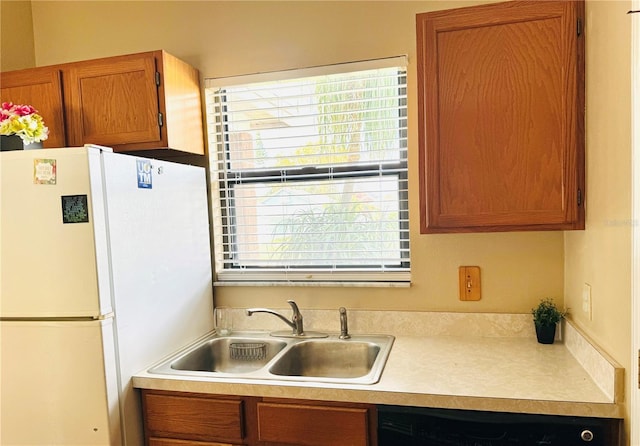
[0,102,49,144]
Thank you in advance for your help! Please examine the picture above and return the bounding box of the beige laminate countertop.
[133,332,623,419]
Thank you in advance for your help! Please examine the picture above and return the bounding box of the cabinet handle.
[577,18,583,36]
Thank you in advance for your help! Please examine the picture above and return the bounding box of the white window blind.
[206,59,410,283]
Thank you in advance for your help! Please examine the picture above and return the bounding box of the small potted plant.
[0,102,49,151]
[531,297,566,344]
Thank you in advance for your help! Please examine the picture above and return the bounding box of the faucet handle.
[286,300,304,335]
[287,300,301,315]
[339,307,351,339]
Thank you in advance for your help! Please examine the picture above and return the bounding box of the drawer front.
[144,391,244,444]
[149,437,241,446]
[257,402,370,446]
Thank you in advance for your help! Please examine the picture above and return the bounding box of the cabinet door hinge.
[577,189,583,206]
[577,18,583,36]
[158,112,164,128]
[155,71,161,87]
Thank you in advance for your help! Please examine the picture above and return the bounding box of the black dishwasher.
[377,405,620,446]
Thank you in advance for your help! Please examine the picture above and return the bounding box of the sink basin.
[269,340,380,379]
[148,331,394,384]
[154,335,287,374]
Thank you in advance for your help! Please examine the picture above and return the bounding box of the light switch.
[459,266,481,301]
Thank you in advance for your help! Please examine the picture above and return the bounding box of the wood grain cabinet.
[1,50,204,158]
[417,0,585,233]
[140,390,377,446]
[142,390,249,446]
[256,399,376,446]
[0,66,67,148]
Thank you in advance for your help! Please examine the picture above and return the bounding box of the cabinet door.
[0,67,67,148]
[417,0,585,233]
[63,52,162,148]
[149,439,240,446]
[142,391,246,445]
[256,402,372,446]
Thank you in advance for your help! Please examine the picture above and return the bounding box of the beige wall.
[564,0,633,440]
[25,0,564,314]
[9,0,634,438]
[0,0,35,71]
[566,0,632,368]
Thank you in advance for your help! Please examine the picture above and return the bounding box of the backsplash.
[563,320,624,403]
[226,308,535,337]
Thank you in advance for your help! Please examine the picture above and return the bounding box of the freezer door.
[0,319,121,445]
[0,147,112,318]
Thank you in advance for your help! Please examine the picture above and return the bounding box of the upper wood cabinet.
[0,50,204,158]
[417,0,585,233]
[0,66,66,148]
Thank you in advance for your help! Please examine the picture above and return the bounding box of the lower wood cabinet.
[142,391,247,445]
[148,440,239,446]
[256,400,376,446]
[142,389,619,446]
[141,390,377,446]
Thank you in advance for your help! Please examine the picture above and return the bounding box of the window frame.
[206,57,411,286]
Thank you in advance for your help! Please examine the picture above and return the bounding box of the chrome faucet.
[246,300,305,336]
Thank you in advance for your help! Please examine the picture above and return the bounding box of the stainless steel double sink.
[149,331,394,385]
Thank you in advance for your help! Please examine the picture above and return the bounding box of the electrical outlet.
[582,283,592,320]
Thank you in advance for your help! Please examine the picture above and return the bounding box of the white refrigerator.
[0,146,215,445]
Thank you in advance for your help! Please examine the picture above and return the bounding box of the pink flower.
[0,102,39,121]
[13,104,38,116]
[0,102,13,122]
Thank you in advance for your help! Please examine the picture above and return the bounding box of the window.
[206,58,409,284]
